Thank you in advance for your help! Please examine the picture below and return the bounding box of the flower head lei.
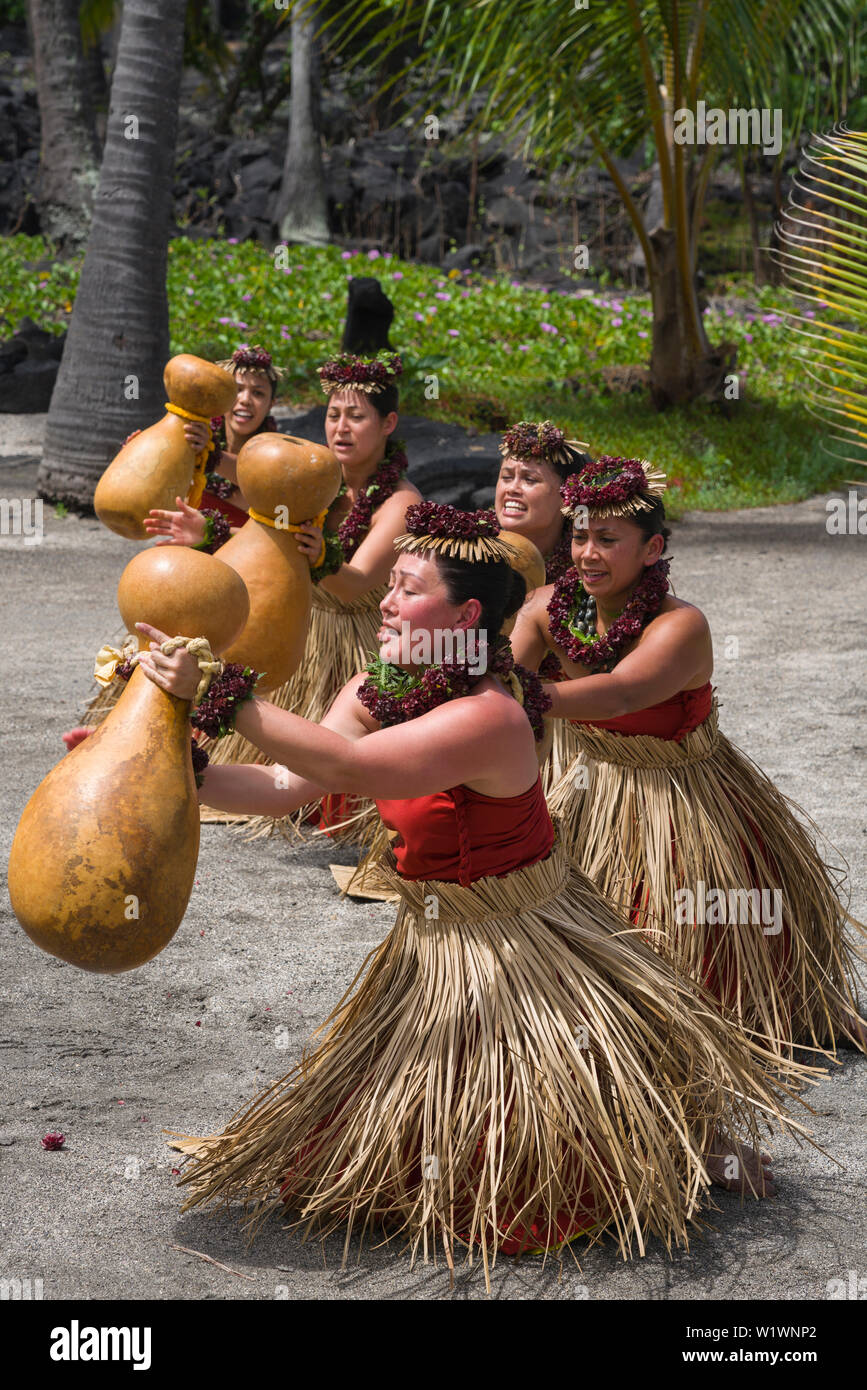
[318,350,403,396]
[394,501,520,564]
[501,420,589,473]
[560,454,667,520]
[216,343,283,389]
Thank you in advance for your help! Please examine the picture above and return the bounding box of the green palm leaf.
[775,126,867,469]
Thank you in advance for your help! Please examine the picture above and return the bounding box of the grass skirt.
[170,840,807,1285]
[546,703,866,1054]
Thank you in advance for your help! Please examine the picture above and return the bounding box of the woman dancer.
[226,351,422,851]
[510,455,866,1057]
[494,420,590,786]
[138,504,804,1287]
[143,342,282,543]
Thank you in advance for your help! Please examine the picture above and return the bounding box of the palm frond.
[775,125,867,470]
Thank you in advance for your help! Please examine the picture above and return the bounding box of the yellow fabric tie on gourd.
[247,506,329,569]
[164,402,215,510]
[93,637,138,688]
[93,635,221,708]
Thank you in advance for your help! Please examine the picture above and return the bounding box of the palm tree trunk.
[38,0,188,509]
[275,1,329,247]
[647,227,735,408]
[27,0,100,252]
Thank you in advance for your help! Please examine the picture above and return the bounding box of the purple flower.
[227,237,239,245]
[414,312,424,321]
[368,249,381,260]
[341,251,352,260]
[744,332,753,342]
[435,292,451,301]
[322,292,333,300]
[611,317,623,327]
[217,316,231,324]
[392,271,404,280]
[637,330,648,338]
[804,309,815,319]
[241,293,252,301]
[540,322,557,333]
[447,329,459,337]
[518,344,530,351]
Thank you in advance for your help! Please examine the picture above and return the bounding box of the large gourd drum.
[94,355,237,540]
[215,433,341,691]
[8,548,250,973]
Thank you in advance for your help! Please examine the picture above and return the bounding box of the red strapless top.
[200,489,249,529]
[573,681,712,742]
[376,777,555,887]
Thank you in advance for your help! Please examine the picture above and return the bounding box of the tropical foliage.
[325,0,866,406]
[775,125,867,470]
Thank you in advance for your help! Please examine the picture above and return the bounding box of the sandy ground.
[0,413,864,1302]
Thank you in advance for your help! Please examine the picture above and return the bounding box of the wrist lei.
[191,663,260,740]
[205,470,233,500]
[356,634,551,741]
[191,738,210,788]
[195,508,232,553]
[310,438,408,583]
[547,559,670,672]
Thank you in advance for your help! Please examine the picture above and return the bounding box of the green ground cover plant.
[0,234,842,515]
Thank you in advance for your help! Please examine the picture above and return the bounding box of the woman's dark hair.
[550,444,592,483]
[433,554,526,638]
[632,497,670,555]
[370,383,399,418]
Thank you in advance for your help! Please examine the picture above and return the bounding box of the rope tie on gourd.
[93,636,222,708]
[247,506,330,569]
[164,403,215,510]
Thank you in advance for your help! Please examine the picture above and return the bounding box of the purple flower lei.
[547,559,671,671]
[311,438,409,581]
[356,635,551,741]
[404,501,500,541]
[318,351,403,395]
[190,664,260,740]
[338,438,408,560]
[206,412,277,498]
[231,345,274,371]
[561,456,650,512]
[501,420,567,464]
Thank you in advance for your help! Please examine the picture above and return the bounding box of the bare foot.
[62,726,94,752]
[706,1131,776,1198]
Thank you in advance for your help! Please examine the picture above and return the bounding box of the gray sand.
[0,414,864,1301]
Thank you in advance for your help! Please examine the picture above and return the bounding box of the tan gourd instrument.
[8,547,249,973]
[497,529,546,635]
[215,433,341,691]
[94,355,237,540]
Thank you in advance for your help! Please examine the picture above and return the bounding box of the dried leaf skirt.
[172,840,804,1278]
[546,703,866,1054]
